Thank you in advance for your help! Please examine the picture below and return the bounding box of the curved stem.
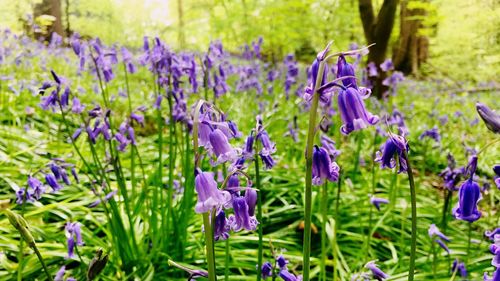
[402,150,417,281]
[303,59,327,281]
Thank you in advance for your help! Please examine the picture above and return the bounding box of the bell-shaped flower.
[209,128,238,164]
[453,156,482,222]
[365,261,389,280]
[375,132,409,173]
[228,196,258,232]
[312,145,340,185]
[337,87,379,135]
[370,196,389,211]
[194,170,230,213]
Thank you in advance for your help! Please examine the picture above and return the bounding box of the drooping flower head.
[476,102,500,134]
[370,196,389,211]
[337,87,379,135]
[428,224,450,242]
[214,209,230,241]
[261,262,273,279]
[493,165,500,189]
[365,261,389,280]
[336,55,357,89]
[312,145,340,185]
[419,126,441,143]
[65,222,84,258]
[453,155,482,222]
[375,132,409,173]
[194,169,230,213]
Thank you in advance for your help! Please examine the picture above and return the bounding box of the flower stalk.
[303,56,327,281]
[402,150,417,281]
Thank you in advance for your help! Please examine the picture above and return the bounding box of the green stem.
[320,182,328,281]
[365,132,378,260]
[203,212,217,281]
[466,222,471,265]
[33,244,53,281]
[17,201,26,281]
[402,150,417,281]
[255,143,263,281]
[333,169,342,281]
[431,240,436,280]
[303,59,327,281]
[225,238,230,281]
[441,189,452,232]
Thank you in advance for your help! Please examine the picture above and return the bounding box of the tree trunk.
[34,0,65,40]
[358,0,399,98]
[393,0,429,76]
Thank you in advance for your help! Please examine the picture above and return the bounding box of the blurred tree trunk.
[358,0,399,98]
[34,0,65,39]
[65,0,71,37]
[393,0,429,76]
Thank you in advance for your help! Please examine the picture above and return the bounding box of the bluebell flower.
[261,262,273,279]
[89,190,117,208]
[493,165,500,189]
[209,128,238,164]
[375,132,409,173]
[476,102,500,134]
[336,55,357,89]
[452,259,467,278]
[279,269,299,281]
[435,238,451,253]
[277,255,288,270]
[228,196,257,231]
[244,188,257,216]
[337,87,379,135]
[428,224,450,242]
[370,196,389,211]
[419,126,441,142]
[365,261,389,280]
[194,170,230,213]
[45,173,61,192]
[453,156,482,222]
[312,145,340,185]
[214,209,230,241]
[65,222,84,258]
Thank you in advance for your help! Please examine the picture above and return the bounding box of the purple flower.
[71,97,85,114]
[380,59,394,72]
[209,128,238,164]
[244,188,257,216]
[16,188,33,204]
[121,47,136,74]
[370,196,389,211]
[320,135,341,160]
[486,228,500,241]
[27,176,45,200]
[243,132,255,158]
[483,269,500,281]
[452,259,467,278]
[428,224,450,242]
[45,173,61,192]
[257,130,276,156]
[228,196,257,231]
[214,209,230,241]
[367,62,378,77]
[259,153,275,170]
[336,55,357,89]
[312,145,340,185]
[453,156,482,222]
[337,87,379,135]
[194,170,230,213]
[476,102,500,134]
[439,153,465,191]
[89,190,118,208]
[261,262,273,279]
[493,165,500,189]
[279,269,299,281]
[365,261,389,280]
[375,133,409,173]
[55,266,66,281]
[419,126,441,142]
[435,238,451,253]
[65,222,84,258]
[277,255,288,270]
